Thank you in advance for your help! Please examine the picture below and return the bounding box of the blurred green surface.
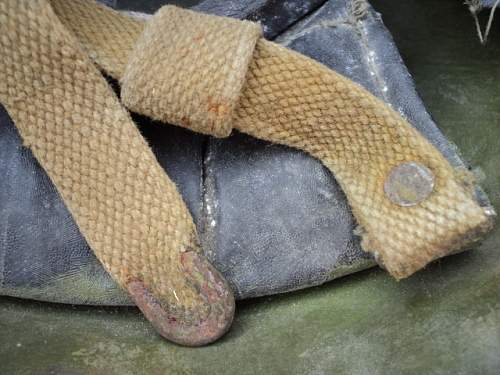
[1,1,500,374]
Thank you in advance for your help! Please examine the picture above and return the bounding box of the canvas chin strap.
[0,0,494,346]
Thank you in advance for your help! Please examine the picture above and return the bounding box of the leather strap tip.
[126,252,235,346]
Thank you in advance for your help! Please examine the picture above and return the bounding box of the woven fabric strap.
[0,0,236,346]
[0,0,495,344]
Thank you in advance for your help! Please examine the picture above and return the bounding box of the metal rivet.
[384,162,435,207]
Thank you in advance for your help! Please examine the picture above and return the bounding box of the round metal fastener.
[384,161,435,207]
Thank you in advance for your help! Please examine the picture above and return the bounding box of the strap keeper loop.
[121,5,262,137]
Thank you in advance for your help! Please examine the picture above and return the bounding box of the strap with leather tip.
[0,0,234,347]
[0,0,495,345]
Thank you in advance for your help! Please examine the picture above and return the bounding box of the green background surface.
[1,1,500,374]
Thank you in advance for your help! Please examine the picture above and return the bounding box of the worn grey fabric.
[481,0,498,7]
[0,0,492,304]
[195,0,326,39]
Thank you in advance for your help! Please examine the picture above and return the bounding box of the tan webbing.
[0,0,494,344]
[0,0,234,346]
[54,0,494,278]
[236,40,494,277]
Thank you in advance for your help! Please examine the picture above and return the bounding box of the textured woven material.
[121,6,262,137]
[0,0,494,334]
[234,40,494,278]
[51,0,493,279]
[0,0,234,346]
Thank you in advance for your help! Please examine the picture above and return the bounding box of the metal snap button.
[384,161,435,206]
